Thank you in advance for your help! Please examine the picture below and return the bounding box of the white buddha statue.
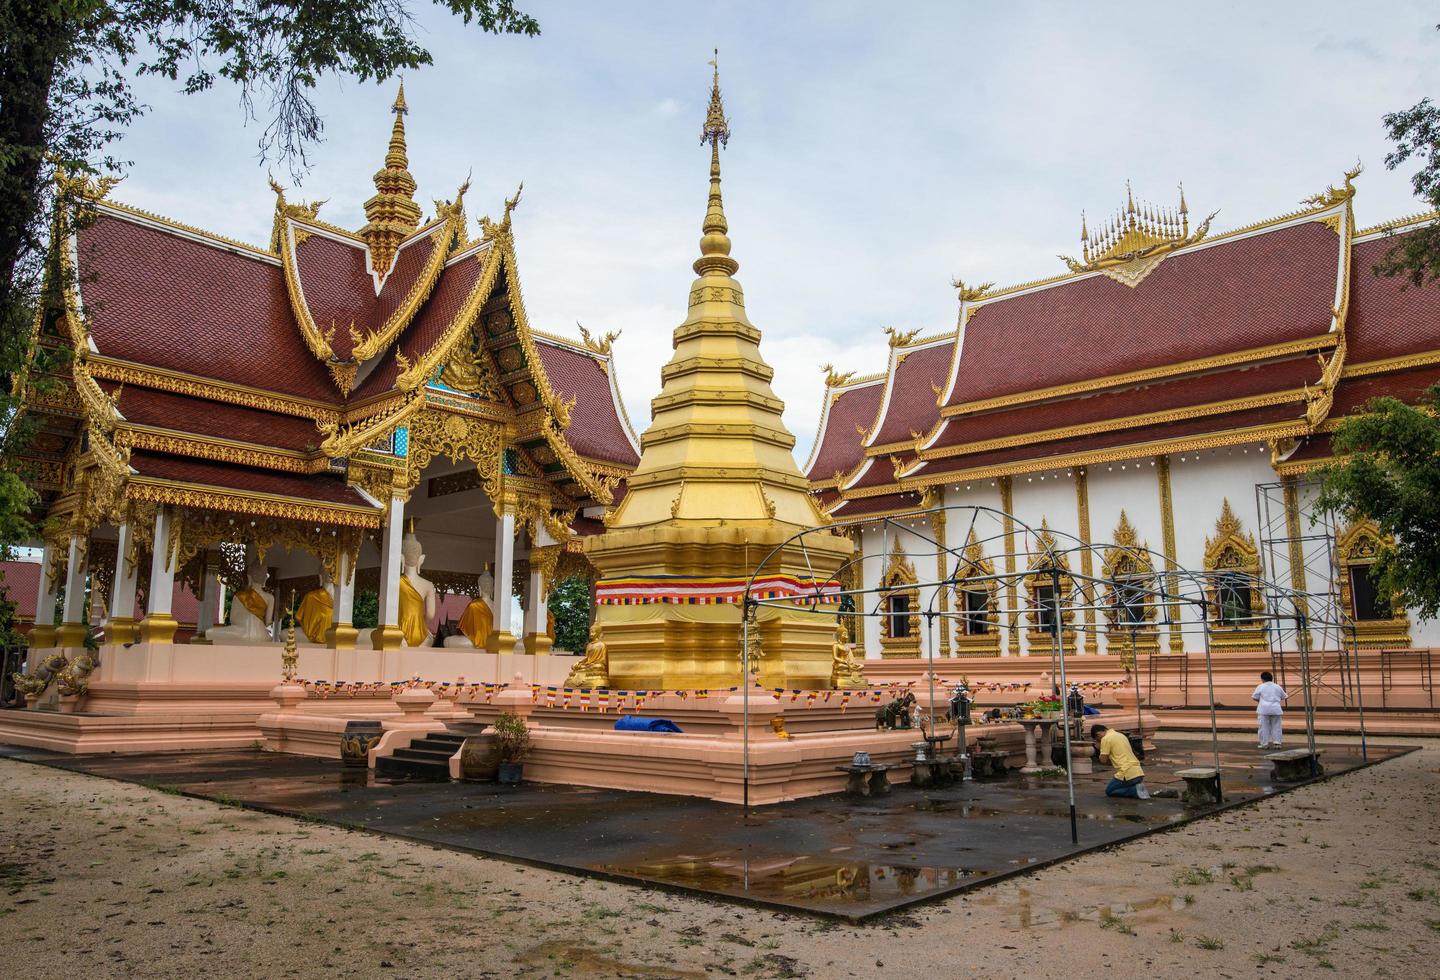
[209,553,275,645]
[359,523,438,648]
[444,563,495,650]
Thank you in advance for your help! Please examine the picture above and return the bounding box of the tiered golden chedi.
[584,63,852,690]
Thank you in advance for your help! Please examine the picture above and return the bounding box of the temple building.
[15,86,640,666]
[807,173,1440,659]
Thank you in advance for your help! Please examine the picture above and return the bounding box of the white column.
[56,533,90,648]
[491,509,517,653]
[109,522,140,632]
[372,495,405,650]
[138,507,179,643]
[29,540,59,648]
[328,546,357,649]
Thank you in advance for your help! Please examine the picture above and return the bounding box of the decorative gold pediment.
[1058,182,1217,287]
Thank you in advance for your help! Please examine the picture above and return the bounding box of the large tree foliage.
[546,575,591,654]
[0,1,538,558]
[1315,386,1440,620]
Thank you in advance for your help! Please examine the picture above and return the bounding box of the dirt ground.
[2,740,1438,979]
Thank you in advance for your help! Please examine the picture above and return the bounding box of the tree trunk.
[0,1,69,318]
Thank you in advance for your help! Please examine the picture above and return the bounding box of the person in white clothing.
[1252,671,1289,748]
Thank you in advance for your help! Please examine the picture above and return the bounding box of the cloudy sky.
[109,1,1440,460]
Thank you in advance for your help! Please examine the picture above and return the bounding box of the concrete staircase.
[374,731,465,780]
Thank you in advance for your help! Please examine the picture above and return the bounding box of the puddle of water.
[517,939,708,978]
[592,853,989,907]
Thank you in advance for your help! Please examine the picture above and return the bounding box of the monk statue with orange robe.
[295,570,334,644]
[210,553,275,645]
[444,563,495,650]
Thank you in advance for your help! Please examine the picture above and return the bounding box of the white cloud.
[102,0,1440,466]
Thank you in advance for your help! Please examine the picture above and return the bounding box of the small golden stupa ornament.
[281,591,299,683]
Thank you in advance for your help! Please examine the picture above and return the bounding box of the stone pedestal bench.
[835,763,897,797]
[1174,767,1222,806]
[1266,748,1324,782]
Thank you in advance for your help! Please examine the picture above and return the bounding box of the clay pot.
[340,720,384,768]
[56,695,80,714]
[497,761,524,785]
[459,732,501,782]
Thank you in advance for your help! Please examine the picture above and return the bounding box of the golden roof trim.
[125,476,382,529]
[1340,349,1440,379]
[87,357,342,423]
[1355,210,1439,239]
[115,425,324,475]
[351,220,457,363]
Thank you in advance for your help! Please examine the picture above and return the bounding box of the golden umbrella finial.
[702,48,731,149]
[694,50,738,278]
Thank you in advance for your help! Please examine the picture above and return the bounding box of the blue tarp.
[614,716,683,733]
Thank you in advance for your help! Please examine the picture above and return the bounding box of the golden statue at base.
[770,716,793,739]
[296,571,334,644]
[830,620,866,690]
[564,624,609,689]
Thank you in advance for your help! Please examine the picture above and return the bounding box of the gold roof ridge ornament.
[1057,181,1218,288]
[361,82,424,277]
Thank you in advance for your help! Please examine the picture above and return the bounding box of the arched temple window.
[1336,520,1411,648]
[1102,510,1159,660]
[953,529,1001,657]
[1203,499,1266,651]
[878,537,921,658]
[1025,520,1073,656]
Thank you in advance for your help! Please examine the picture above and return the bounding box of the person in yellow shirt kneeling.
[1091,724,1149,799]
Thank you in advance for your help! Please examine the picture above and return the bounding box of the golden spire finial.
[362,81,422,276]
[694,50,738,278]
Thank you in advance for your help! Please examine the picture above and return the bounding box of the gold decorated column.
[1074,468,1099,654]
[999,477,1021,656]
[930,499,951,658]
[1156,455,1184,653]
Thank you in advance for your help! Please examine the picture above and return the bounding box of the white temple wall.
[858,523,884,657]
[1009,473,1082,657]
[1084,462,1166,656]
[1170,446,1279,648]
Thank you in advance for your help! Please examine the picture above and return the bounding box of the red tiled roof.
[928,357,1320,452]
[831,491,924,518]
[1347,233,1440,363]
[913,401,1305,478]
[1330,365,1440,416]
[290,224,439,361]
[128,451,374,508]
[112,384,321,452]
[946,221,1339,407]
[78,210,338,401]
[848,453,911,490]
[571,516,606,536]
[535,341,638,467]
[869,342,952,446]
[352,250,490,398]
[1282,434,1333,464]
[806,382,884,480]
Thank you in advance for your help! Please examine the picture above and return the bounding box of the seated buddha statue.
[210,556,275,645]
[830,620,866,690]
[397,532,438,647]
[444,564,495,650]
[295,570,334,645]
[564,624,608,688]
[358,526,439,648]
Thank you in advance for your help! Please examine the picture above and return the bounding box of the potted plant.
[493,710,531,785]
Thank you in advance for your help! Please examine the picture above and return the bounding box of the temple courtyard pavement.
[1,733,1438,978]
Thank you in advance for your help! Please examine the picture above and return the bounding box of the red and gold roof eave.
[277,205,462,394]
[802,369,887,488]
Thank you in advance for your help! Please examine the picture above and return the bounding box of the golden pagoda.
[360,83,423,276]
[584,56,853,690]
